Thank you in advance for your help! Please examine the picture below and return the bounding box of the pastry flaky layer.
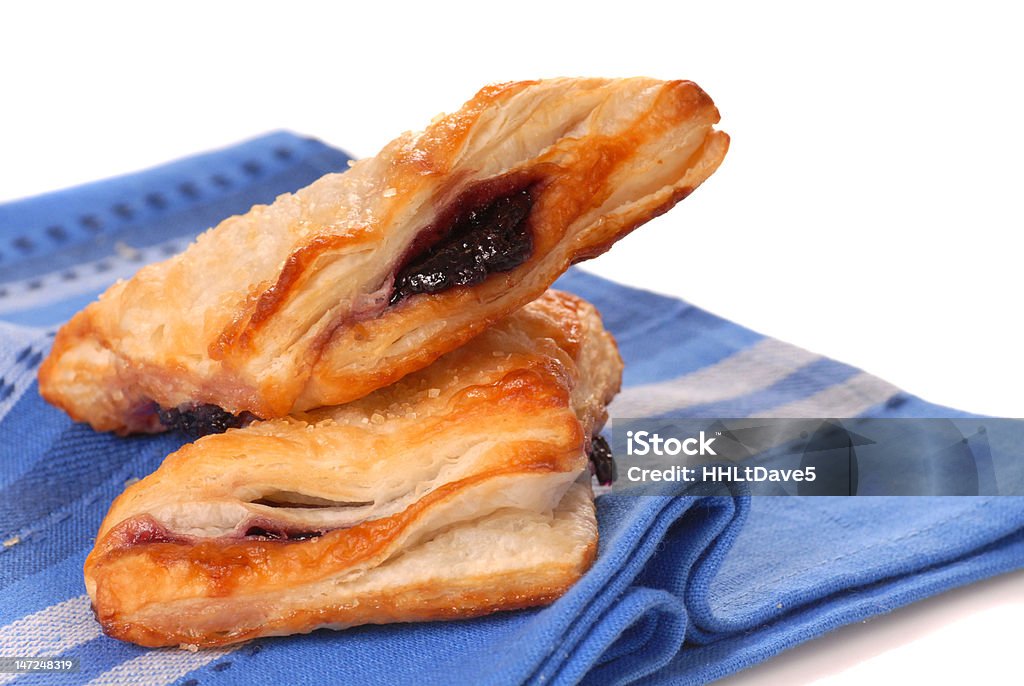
[84,290,623,648]
[40,77,727,433]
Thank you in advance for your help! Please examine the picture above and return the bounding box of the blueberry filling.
[156,403,254,436]
[589,435,616,486]
[390,186,535,305]
[111,515,188,548]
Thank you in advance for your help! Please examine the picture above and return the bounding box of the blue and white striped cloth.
[2,133,1022,686]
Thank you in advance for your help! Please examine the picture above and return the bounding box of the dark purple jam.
[113,515,189,548]
[390,188,534,305]
[589,435,616,486]
[156,403,252,436]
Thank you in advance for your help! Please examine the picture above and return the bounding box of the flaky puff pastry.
[84,290,622,648]
[41,77,726,433]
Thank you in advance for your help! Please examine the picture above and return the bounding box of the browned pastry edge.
[93,510,597,649]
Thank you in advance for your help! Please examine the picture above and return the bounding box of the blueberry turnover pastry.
[84,291,622,648]
[41,77,726,434]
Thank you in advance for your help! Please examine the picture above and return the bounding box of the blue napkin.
[1,133,1022,686]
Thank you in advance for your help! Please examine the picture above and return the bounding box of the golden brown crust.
[40,77,719,434]
[100,532,598,649]
[84,291,621,647]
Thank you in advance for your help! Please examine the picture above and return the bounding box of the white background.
[2,2,1022,683]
